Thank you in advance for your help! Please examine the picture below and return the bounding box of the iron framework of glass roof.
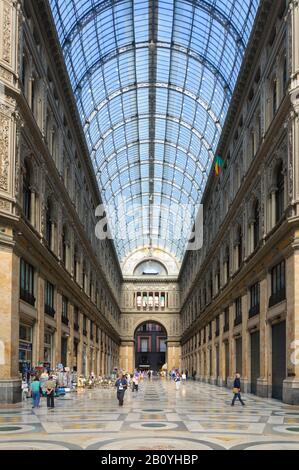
[49,0,260,263]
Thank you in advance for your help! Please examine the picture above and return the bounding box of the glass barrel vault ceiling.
[49,0,260,263]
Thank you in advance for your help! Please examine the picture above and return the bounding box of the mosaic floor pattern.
[0,379,299,450]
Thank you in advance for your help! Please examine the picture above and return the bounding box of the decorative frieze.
[0,198,10,212]
[0,111,9,192]
[1,3,11,64]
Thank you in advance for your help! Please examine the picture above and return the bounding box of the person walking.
[30,377,41,409]
[115,372,128,406]
[181,372,186,384]
[175,372,181,390]
[132,373,139,392]
[231,373,245,406]
[45,375,56,409]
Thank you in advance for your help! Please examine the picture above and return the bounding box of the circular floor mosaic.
[0,424,35,434]
[273,425,299,434]
[231,441,299,451]
[129,421,178,431]
[86,437,224,451]
[0,440,82,450]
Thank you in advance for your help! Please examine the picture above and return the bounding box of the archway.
[134,321,167,373]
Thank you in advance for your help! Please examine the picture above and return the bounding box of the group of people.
[115,370,245,407]
[28,373,57,409]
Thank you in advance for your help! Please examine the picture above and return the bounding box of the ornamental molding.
[0,111,9,192]
[1,3,11,64]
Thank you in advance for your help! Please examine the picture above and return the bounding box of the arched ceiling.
[49,0,260,263]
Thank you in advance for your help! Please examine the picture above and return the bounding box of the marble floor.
[1,379,299,450]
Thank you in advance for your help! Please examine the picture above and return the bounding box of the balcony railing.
[74,323,79,332]
[62,316,69,326]
[234,315,242,327]
[269,288,286,308]
[249,304,260,319]
[20,289,35,306]
[45,304,55,317]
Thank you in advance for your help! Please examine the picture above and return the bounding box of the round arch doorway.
[134,321,167,373]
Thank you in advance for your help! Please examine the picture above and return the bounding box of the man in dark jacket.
[115,372,128,406]
[231,373,245,406]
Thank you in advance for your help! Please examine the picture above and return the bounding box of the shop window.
[269,260,286,307]
[19,323,32,374]
[74,306,79,331]
[223,307,229,333]
[249,282,260,318]
[62,296,68,325]
[45,280,55,317]
[83,315,87,336]
[20,258,35,306]
[234,297,242,326]
[44,332,53,367]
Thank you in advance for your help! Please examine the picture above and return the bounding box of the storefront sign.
[19,341,32,351]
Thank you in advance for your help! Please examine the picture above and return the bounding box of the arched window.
[253,200,260,249]
[23,160,31,220]
[45,198,52,247]
[275,162,284,223]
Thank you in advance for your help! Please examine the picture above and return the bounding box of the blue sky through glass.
[49,0,260,263]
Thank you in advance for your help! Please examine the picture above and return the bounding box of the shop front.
[19,323,33,376]
[44,331,53,370]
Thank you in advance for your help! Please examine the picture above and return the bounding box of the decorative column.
[67,304,74,369]
[289,0,299,209]
[228,304,235,389]
[0,250,21,403]
[219,312,226,387]
[242,293,250,392]
[257,276,269,397]
[283,243,299,404]
[54,291,62,366]
[77,311,83,376]
[34,273,45,365]
[119,339,135,373]
[0,0,22,402]
[86,318,91,377]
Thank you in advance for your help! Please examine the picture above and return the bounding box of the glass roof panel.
[50,0,260,263]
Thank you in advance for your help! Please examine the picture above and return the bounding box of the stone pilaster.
[0,249,21,403]
[257,276,269,397]
[119,339,134,373]
[67,304,74,369]
[242,294,250,392]
[283,244,299,404]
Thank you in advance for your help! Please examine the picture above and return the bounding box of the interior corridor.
[0,378,299,450]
